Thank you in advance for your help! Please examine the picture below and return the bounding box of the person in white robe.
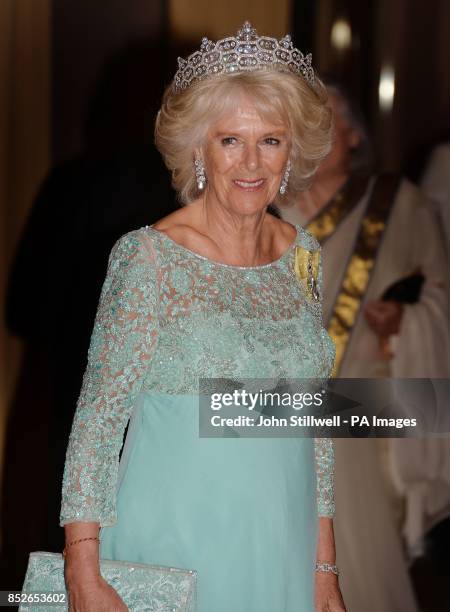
[280,84,449,612]
[420,142,450,277]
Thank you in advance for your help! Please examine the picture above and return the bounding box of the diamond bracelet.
[315,561,339,575]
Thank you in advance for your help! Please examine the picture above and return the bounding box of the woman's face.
[200,95,290,216]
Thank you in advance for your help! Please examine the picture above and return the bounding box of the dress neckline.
[145,224,299,270]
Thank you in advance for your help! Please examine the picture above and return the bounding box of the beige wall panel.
[9,0,51,239]
[0,0,51,495]
[373,0,405,171]
[169,0,291,42]
[0,0,14,468]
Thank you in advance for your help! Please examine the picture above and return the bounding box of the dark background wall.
[313,0,450,175]
[49,0,450,173]
[51,0,168,164]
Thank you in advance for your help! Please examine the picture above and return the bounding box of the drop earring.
[194,157,206,190]
[279,160,291,194]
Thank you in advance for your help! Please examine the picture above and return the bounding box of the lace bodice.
[60,224,336,527]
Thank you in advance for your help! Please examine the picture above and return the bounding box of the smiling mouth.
[233,179,265,190]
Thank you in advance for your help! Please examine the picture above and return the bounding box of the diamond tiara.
[173,21,315,93]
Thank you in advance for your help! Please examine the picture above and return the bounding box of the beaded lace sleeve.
[60,231,158,527]
[315,438,335,517]
[305,231,335,519]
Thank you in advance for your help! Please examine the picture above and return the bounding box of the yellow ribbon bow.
[294,246,321,301]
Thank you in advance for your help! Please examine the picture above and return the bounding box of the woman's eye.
[221,137,237,146]
[264,137,280,146]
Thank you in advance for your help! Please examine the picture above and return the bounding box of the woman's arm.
[59,230,159,606]
[63,521,129,611]
[310,234,345,610]
[316,517,336,563]
[314,438,335,518]
[63,522,100,580]
[60,230,159,527]
[315,517,346,611]
[314,441,346,611]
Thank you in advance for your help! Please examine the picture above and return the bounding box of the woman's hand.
[315,572,346,611]
[65,570,128,612]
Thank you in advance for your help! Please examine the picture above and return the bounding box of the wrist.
[315,570,339,586]
[63,541,100,580]
[63,536,100,557]
[64,560,101,585]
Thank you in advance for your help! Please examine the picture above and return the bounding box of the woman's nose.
[242,145,259,172]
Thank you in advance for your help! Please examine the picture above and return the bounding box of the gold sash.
[306,174,401,376]
[306,174,371,244]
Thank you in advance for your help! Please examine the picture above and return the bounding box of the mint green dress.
[60,224,336,612]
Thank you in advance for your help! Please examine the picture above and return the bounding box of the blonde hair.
[155,70,332,206]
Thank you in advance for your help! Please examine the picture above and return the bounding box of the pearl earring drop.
[279,160,291,194]
[194,157,206,190]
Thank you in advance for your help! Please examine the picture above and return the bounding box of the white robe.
[281,177,449,612]
[420,143,450,268]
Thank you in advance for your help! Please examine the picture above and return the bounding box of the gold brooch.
[294,246,321,301]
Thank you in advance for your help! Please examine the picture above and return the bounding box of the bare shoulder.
[267,213,319,250]
[152,206,192,232]
[265,215,298,249]
[151,202,209,250]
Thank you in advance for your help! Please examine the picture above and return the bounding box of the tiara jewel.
[173,21,315,93]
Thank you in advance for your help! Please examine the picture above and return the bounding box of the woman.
[281,82,449,611]
[60,23,345,611]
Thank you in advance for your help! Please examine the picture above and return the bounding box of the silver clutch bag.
[20,551,197,611]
